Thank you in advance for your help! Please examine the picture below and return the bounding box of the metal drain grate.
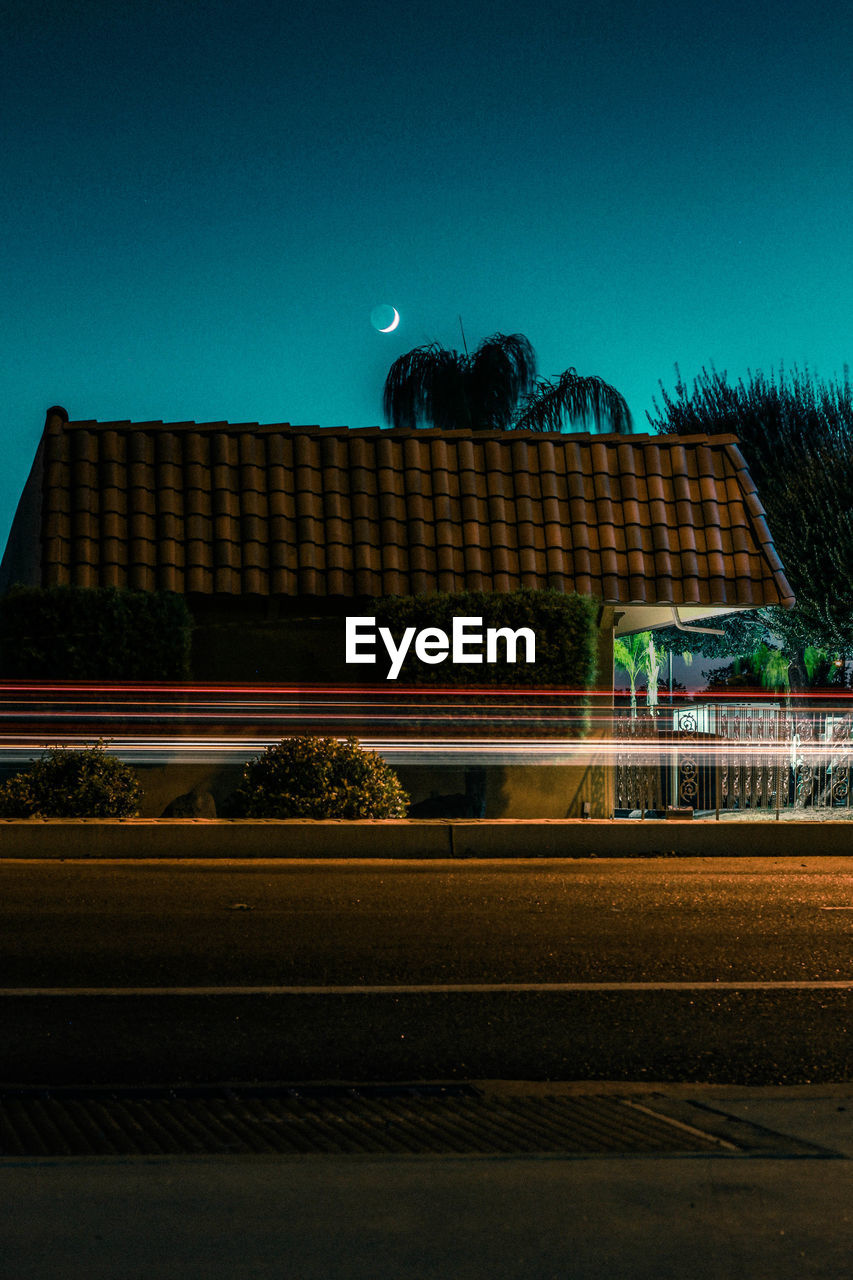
[0,1085,733,1157]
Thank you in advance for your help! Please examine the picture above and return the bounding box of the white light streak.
[0,683,850,768]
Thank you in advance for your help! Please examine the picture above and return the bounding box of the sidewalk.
[2,1083,851,1280]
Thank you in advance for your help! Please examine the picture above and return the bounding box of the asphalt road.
[1,856,852,985]
[2,857,852,1084]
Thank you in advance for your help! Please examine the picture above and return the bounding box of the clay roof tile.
[0,418,794,609]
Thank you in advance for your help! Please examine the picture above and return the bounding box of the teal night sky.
[1,0,851,550]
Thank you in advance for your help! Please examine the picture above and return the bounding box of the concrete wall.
[0,600,618,820]
[0,758,613,820]
[1,817,852,860]
[183,601,619,819]
[134,759,612,820]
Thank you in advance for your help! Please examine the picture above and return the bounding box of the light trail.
[0,682,850,766]
[0,681,612,764]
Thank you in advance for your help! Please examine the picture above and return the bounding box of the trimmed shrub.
[366,589,600,741]
[226,736,410,818]
[370,589,599,689]
[0,743,143,817]
[0,585,192,680]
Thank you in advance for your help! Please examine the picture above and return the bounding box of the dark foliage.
[0,743,142,817]
[703,660,760,693]
[225,736,410,819]
[514,368,632,434]
[648,365,853,654]
[650,614,771,661]
[370,589,599,691]
[383,332,631,434]
[383,333,537,431]
[0,585,193,679]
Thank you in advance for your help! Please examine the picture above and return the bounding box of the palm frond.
[383,332,630,436]
[428,352,474,431]
[382,344,469,429]
[467,333,537,431]
[514,369,633,434]
[613,631,651,675]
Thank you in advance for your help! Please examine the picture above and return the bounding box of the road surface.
[1,857,851,1083]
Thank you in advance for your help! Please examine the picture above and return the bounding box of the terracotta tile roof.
[1,411,794,609]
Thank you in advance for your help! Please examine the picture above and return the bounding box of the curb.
[1,818,852,859]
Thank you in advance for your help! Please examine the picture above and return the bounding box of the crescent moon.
[379,307,400,333]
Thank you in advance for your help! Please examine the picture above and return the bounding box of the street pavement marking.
[2,981,853,996]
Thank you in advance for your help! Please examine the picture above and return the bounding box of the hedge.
[0,585,192,680]
[369,589,599,689]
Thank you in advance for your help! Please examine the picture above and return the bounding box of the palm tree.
[383,332,632,433]
[513,368,633,434]
[614,632,651,718]
[643,633,662,713]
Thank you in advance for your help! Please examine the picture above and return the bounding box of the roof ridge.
[57,419,742,447]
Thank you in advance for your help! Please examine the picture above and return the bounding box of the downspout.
[670,607,725,637]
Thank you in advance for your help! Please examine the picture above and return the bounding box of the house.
[0,406,794,816]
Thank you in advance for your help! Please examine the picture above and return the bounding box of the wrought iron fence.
[615,700,853,817]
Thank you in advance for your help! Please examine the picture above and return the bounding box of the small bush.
[0,743,143,817]
[226,736,410,818]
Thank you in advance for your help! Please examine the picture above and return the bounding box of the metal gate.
[615,702,853,817]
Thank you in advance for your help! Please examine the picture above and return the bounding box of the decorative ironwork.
[828,715,851,807]
[615,712,661,813]
[792,713,816,808]
[675,709,698,808]
[615,702,853,819]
